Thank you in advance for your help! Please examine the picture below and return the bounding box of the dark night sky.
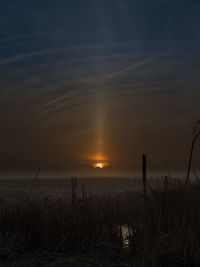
[0,0,200,175]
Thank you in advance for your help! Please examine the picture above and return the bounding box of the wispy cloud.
[44,52,170,107]
[0,50,51,65]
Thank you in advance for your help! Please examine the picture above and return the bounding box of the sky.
[0,0,200,176]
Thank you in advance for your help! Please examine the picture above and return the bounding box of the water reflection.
[120,225,133,248]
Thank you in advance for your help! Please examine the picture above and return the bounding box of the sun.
[95,163,104,169]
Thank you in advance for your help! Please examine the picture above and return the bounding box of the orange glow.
[92,154,106,162]
[90,154,109,169]
[95,163,104,169]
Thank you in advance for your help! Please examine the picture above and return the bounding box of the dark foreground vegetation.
[1,178,200,266]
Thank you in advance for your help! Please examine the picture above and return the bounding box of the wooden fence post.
[142,154,148,266]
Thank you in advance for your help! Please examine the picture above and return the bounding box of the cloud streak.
[0,50,51,65]
[45,52,170,107]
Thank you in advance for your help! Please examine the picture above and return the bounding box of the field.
[0,177,200,266]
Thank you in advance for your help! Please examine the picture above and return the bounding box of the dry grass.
[0,178,200,266]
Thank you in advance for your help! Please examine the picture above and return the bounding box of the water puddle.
[120,225,134,248]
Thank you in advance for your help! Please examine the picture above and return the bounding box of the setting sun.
[95,163,104,169]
